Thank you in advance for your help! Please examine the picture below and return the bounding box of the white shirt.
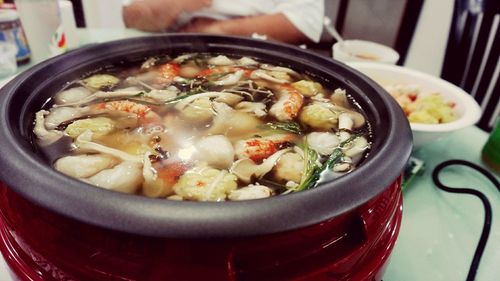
[118,0,324,42]
[177,0,325,42]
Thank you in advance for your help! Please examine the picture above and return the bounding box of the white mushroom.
[338,112,354,142]
[228,184,273,200]
[208,55,234,66]
[251,70,288,84]
[141,57,159,69]
[33,110,63,145]
[272,152,304,183]
[87,161,143,193]
[74,130,143,163]
[235,101,267,117]
[338,113,354,131]
[55,88,143,107]
[195,135,235,169]
[174,91,236,110]
[329,104,366,129]
[54,154,118,178]
[125,75,159,90]
[55,87,92,105]
[307,132,340,156]
[213,70,244,86]
[347,111,366,128]
[333,163,352,172]
[44,106,89,129]
[330,88,349,108]
[344,137,370,158]
[214,92,244,106]
[144,86,179,102]
[236,57,259,66]
[178,97,214,122]
[230,148,292,183]
[260,64,299,77]
[208,102,262,138]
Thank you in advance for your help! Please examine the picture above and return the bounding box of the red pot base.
[0,178,402,281]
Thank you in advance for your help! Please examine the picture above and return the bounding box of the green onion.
[206,72,230,80]
[289,134,360,192]
[259,121,303,134]
[163,87,206,104]
[294,141,320,191]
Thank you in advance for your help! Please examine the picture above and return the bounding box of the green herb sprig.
[259,121,303,134]
[291,134,360,192]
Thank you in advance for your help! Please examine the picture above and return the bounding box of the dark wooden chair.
[68,0,85,27]
[441,0,500,131]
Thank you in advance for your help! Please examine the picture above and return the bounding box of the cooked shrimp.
[269,85,304,121]
[234,134,295,163]
[94,100,150,117]
[93,100,161,124]
[142,152,176,198]
[158,63,180,80]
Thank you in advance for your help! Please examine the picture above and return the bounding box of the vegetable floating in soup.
[33,54,371,201]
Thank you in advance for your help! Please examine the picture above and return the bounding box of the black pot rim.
[0,34,412,238]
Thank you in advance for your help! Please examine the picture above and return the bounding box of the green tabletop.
[2,28,499,281]
[385,126,499,281]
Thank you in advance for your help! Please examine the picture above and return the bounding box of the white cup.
[0,42,17,78]
[14,0,67,63]
[59,0,79,49]
[333,40,400,65]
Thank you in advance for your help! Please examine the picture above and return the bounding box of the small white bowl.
[347,62,482,148]
[333,40,399,65]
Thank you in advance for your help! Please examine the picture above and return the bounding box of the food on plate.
[33,54,371,201]
[384,84,457,124]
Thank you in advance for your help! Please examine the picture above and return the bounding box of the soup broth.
[33,54,371,201]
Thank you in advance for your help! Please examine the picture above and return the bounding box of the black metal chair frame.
[442,0,500,131]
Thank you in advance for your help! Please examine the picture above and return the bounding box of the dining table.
[0,28,499,281]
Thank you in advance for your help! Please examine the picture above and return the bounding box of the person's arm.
[180,13,308,44]
[123,0,212,32]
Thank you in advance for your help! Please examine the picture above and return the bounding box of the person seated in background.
[122,0,324,44]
